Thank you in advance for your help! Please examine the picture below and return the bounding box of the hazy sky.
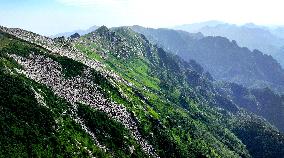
[0,0,283,35]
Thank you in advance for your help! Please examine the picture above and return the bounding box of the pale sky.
[0,0,283,35]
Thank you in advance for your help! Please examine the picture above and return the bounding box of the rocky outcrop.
[10,53,158,157]
[0,26,129,87]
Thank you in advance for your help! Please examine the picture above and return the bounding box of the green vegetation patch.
[50,55,86,78]
[77,103,147,157]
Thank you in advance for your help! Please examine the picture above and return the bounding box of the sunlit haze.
[1,0,283,35]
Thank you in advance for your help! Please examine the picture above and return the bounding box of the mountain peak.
[70,32,80,39]
[95,25,110,35]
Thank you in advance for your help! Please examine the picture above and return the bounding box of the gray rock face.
[10,50,157,158]
[0,26,126,85]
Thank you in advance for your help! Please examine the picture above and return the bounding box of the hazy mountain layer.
[52,25,99,38]
[131,26,284,93]
[174,22,284,67]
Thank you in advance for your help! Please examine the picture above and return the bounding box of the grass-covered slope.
[1,26,284,158]
[74,26,284,157]
[0,31,149,157]
[0,33,109,157]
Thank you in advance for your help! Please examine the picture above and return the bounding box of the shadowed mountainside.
[131,25,284,93]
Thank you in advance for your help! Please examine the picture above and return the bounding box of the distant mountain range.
[52,25,99,38]
[174,21,284,67]
[131,25,284,93]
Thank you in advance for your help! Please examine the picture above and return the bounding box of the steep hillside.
[1,25,284,157]
[0,27,156,157]
[131,26,284,93]
[74,26,284,157]
[217,82,284,132]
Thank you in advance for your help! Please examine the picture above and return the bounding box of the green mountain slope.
[74,26,284,157]
[131,26,284,133]
[0,26,284,157]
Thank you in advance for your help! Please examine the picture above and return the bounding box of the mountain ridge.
[1,25,284,157]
